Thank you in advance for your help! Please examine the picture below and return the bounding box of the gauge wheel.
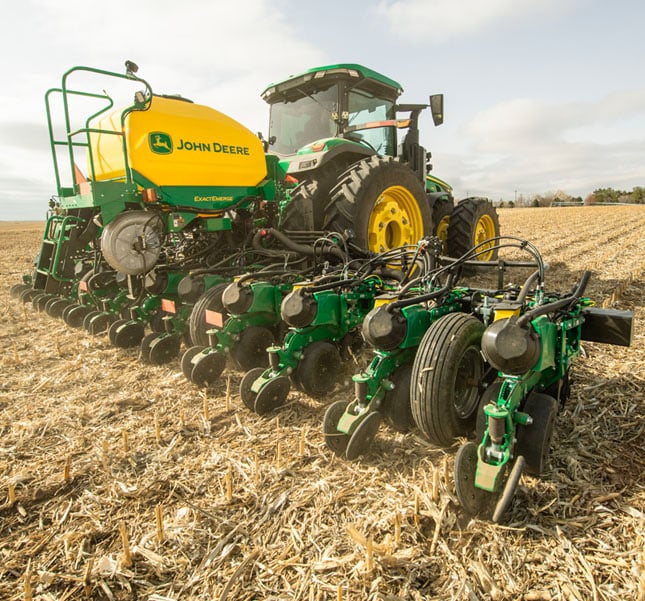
[293,340,341,397]
[323,400,351,457]
[229,326,274,371]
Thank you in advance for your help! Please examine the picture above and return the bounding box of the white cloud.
[374,0,579,42]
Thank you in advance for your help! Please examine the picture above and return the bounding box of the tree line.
[497,186,644,208]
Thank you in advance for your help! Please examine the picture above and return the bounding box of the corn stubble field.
[1,205,644,601]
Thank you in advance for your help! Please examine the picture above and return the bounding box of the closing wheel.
[190,350,226,388]
[229,326,274,371]
[111,320,145,348]
[148,334,182,365]
[65,305,93,328]
[447,197,500,261]
[83,310,103,331]
[88,312,112,335]
[240,367,265,411]
[293,341,341,397]
[410,312,485,447]
[454,442,496,518]
[324,156,432,253]
[323,400,351,457]
[33,293,53,312]
[140,332,160,363]
[515,392,558,475]
[254,376,291,415]
[382,364,414,433]
[10,283,31,299]
[181,345,206,381]
[45,298,68,318]
[100,210,164,275]
[345,411,382,461]
[492,456,525,523]
[19,287,38,303]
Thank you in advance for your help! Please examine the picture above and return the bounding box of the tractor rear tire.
[324,156,432,253]
[447,197,499,261]
[432,199,453,252]
[411,312,485,447]
[189,283,229,347]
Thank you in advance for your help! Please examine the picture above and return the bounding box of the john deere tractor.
[261,63,499,258]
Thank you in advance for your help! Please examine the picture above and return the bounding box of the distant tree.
[584,193,598,205]
[632,186,644,204]
[508,200,515,208]
[499,200,505,208]
[532,198,540,207]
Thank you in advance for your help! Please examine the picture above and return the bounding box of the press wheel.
[46,298,69,318]
[254,376,290,415]
[240,368,266,411]
[65,305,93,328]
[88,313,115,336]
[323,400,351,457]
[345,411,382,461]
[492,456,525,523]
[148,334,182,365]
[181,346,206,381]
[190,350,226,387]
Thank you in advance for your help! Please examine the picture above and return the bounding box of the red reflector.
[205,309,224,328]
[79,280,88,292]
[285,175,298,184]
[161,299,176,313]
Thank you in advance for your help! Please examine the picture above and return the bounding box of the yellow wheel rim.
[435,215,450,252]
[367,185,424,253]
[474,214,497,261]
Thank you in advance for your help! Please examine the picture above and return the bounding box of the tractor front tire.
[447,197,499,261]
[324,156,432,253]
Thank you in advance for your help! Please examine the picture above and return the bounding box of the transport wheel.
[240,368,265,411]
[447,197,499,261]
[83,310,102,331]
[325,156,432,253]
[323,400,351,457]
[111,320,145,348]
[189,283,230,347]
[148,333,182,365]
[10,283,31,299]
[140,332,161,363]
[492,456,526,523]
[181,346,206,381]
[190,351,226,388]
[88,312,115,336]
[382,364,414,433]
[515,392,558,475]
[100,210,164,275]
[254,376,291,415]
[293,341,341,397]
[229,326,274,371]
[345,411,382,461]
[65,305,93,328]
[411,312,485,447]
[454,442,495,518]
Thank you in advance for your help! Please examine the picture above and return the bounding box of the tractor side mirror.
[430,94,444,126]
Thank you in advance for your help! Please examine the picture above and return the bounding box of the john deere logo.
[149,132,173,154]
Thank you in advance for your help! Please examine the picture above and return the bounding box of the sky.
[1,0,643,220]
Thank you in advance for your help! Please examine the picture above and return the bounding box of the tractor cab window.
[346,89,395,156]
[268,85,337,155]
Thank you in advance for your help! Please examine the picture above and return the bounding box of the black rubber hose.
[517,270,591,327]
[516,270,541,305]
[255,228,347,261]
